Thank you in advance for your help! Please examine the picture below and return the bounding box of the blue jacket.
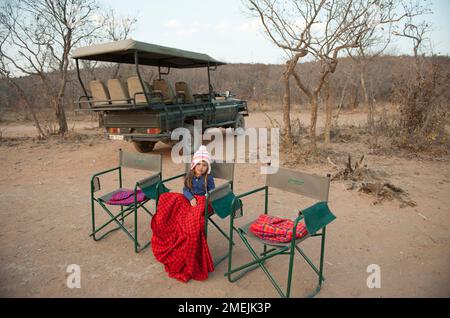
[183,174,215,201]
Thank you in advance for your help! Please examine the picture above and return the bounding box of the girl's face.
[194,161,208,176]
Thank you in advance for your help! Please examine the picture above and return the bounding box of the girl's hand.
[190,198,197,207]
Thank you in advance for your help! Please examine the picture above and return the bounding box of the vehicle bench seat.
[107,79,131,105]
[127,76,153,104]
[89,80,111,106]
[175,81,195,103]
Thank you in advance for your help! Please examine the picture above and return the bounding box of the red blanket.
[151,192,214,282]
[249,214,308,243]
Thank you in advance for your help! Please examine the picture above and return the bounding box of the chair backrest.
[175,81,194,103]
[184,161,235,183]
[266,167,334,234]
[107,79,130,104]
[89,80,110,106]
[153,78,175,102]
[119,149,162,172]
[265,167,330,202]
[127,76,151,104]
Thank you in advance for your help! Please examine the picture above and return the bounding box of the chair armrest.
[206,180,232,201]
[90,166,120,183]
[135,173,161,189]
[90,166,121,193]
[229,196,244,221]
[135,173,166,200]
[299,201,336,234]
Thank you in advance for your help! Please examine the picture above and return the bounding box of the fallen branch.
[327,156,339,168]
[331,154,416,207]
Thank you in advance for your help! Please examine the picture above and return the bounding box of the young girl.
[151,146,215,283]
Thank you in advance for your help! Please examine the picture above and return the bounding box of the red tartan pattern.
[107,189,146,205]
[249,214,308,243]
[151,192,214,283]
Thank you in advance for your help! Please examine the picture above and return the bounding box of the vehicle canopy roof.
[72,39,226,68]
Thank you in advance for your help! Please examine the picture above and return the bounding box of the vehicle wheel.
[133,141,156,153]
[234,114,245,135]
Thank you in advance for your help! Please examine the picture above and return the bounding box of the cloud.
[163,19,200,36]
[165,19,181,29]
[214,21,229,33]
[176,27,198,36]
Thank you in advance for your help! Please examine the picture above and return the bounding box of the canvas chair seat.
[239,220,311,248]
[98,188,142,205]
[239,201,334,247]
[98,188,148,206]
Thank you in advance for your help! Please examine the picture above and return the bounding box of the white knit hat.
[190,145,212,174]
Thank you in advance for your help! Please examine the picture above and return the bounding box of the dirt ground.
[0,111,449,297]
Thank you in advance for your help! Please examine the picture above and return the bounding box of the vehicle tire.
[133,141,156,153]
[233,114,245,136]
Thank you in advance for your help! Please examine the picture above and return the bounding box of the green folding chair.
[225,167,336,298]
[157,160,238,266]
[205,165,244,266]
[90,149,168,253]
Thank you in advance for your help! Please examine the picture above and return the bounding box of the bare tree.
[332,61,353,127]
[247,0,308,139]
[394,5,432,80]
[323,77,332,143]
[0,0,102,135]
[348,29,391,135]
[0,73,46,137]
[281,54,305,138]
[391,4,445,147]
[347,0,429,137]
[76,7,138,84]
[99,7,138,79]
[0,28,45,137]
[247,0,414,152]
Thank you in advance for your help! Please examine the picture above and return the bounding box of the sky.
[102,0,450,64]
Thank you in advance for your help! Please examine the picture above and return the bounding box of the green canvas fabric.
[73,39,225,68]
[141,182,170,200]
[210,192,243,219]
[301,201,336,234]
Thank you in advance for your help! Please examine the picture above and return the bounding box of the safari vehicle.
[73,39,248,152]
